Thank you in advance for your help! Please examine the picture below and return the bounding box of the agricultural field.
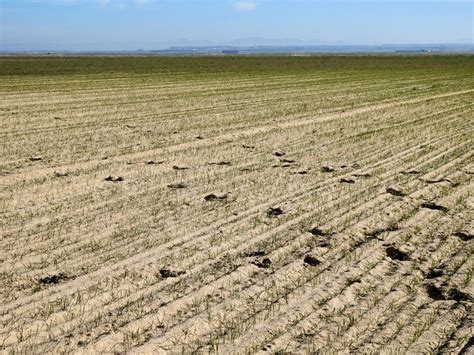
[0,55,473,353]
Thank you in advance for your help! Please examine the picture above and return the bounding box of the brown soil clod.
[304,255,321,266]
[243,250,266,257]
[426,269,444,279]
[425,283,446,300]
[318,241,331,248]
[386,246,409,261]
[242,144,255,149]
[321,165,336,173]
[386,186,406,197]
[425,283,472,302]
[251,258,272,269]
[273,151,286,157]
[167,183,187,189]
[38,273,70,285]
[146,160,164,165]
[297,170,309,175]
[353,172,372,178]
[29,156,43,161]
[204,193,228,201]
[104,175,124,182]
[402,169,421,175]
[159,269,186,278]
[267,207,284,217]
[340,177,356,184]
[281,158,295,164]
[208,161,231,166]
[421,201,449,212]
[454,231,473,241]
[446,288,472,302]
[54,171,68,177]
[422,178,452,184]
[196,135,204,139]
[172,165,190,170]
[309,227,331,237]
[125,124,136,129]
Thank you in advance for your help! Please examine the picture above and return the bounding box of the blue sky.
[1,0,473,50]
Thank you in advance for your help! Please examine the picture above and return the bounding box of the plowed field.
[1,56,473,353]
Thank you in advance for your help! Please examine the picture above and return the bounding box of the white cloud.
[232,1,256,11]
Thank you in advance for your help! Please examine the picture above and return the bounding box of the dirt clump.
[422,178,452,184]
[402,169,421,175]
[424,283,472,302]
[421,201,449,212]
[146,160,164,165]
[172,165,190,170]
[208,161,231,166]
[167,183,187,189]
[267,207,284,217]
[243,251,266,257]
[204,193,228,201]
[340,177,355,184]
[386,246,409,261]
[321,165,335,172]
[426,269,444,279]
[38,273,71,285]
[309,227,332,237]
[454,231,472,241]
[54,171,68,177]
[425,283,445,300]
[386,186,406,197]
[104,176,123,182]
[446,288,472,302]
[304,255,321,266]
[353,172,372,178]
[159,269,186,278]
[251,258,272,269]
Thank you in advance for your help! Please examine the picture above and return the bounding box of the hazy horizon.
[1,0,473,51]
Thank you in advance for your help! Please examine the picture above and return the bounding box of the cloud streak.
[232,1,256,11]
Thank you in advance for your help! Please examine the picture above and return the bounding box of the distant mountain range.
[1,42,472,54]
[152,43,474,54]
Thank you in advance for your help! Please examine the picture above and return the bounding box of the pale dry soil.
[1,65,473,353]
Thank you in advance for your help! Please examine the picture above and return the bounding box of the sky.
[1,0,473,50]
